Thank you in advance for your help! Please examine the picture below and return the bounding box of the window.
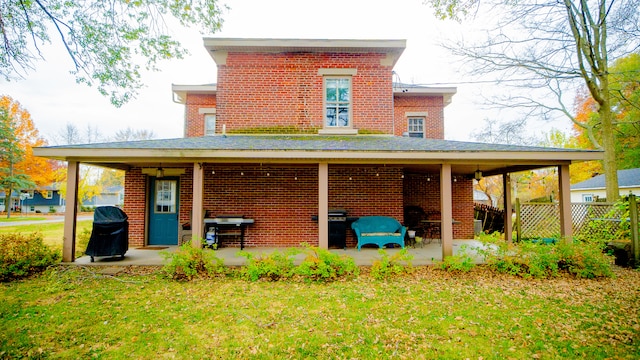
[42,190,53,199]
[25,190,34,199]
[204,114,216,136]
[582,194,594,202]
[408,117,425,138]
[155,180,177,213]
[324,77,351,127]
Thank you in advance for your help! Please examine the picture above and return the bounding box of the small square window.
[582,194,594,202]
[408,117,425,138]
[42,191,53,199]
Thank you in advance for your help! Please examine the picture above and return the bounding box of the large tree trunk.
[599,101,620,201]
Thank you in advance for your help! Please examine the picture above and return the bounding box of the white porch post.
[191,163,204,248]
[503,173,513,242]
[63,161,79,262]
[440,164,453,258]
[558,164,573,243]
[318,162,329,249]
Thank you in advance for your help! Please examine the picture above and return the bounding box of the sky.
[0,0,571,144]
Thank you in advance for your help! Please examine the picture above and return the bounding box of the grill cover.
[85,206,129,261]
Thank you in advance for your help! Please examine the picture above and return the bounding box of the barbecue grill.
[203,215,254,250]
[328,209,348,249]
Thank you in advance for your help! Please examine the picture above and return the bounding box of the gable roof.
[571,168,640,190]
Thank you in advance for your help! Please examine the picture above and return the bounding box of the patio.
[71,239,487,267]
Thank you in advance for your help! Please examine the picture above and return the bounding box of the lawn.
[1,266,638,359]
[0,220,93,248]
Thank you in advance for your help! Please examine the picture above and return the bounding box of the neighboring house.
[0,184,65,213]
[473,189,497,207]
[570,168,640,202]
[34,38,602,262]
[82,186,124,209]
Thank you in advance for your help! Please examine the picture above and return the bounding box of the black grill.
[328,209,347,249]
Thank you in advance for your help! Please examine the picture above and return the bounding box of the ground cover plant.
[0,265,638,359]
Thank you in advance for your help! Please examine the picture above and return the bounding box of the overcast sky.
[1,0,568,144]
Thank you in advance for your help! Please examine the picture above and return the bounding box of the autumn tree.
[425,0,640,201]
[0,95,53,218]
[1,0,226,106]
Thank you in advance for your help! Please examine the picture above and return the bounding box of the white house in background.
[570,168,640,202]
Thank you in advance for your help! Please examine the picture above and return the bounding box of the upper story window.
[42,190,53,199]
[582,194,594,202]
[199,108,216,136]
[325,77,351,127]
[408,117,425,138]
[204,115,216,136]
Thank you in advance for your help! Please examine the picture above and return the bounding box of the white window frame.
[318,68,357,135]
[198,108,217,136]
[42,190,53,199]
[407,117,425,138]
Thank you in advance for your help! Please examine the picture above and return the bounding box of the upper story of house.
[172,38,456,139]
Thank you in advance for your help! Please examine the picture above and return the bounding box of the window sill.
[318,128,359,135]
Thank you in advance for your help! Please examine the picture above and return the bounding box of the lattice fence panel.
[519,202,618,239]
[520,203,560,238]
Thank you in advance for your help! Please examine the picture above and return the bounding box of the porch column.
[503,173,513,242]
[440,164,453,258]
[318,162,329,249]
[558,164,573,243]
[191,163,204,248]
[63,161,79,262]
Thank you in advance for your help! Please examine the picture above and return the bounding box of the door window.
[155,180,176,213]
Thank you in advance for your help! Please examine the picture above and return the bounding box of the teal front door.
[149,178,179,245]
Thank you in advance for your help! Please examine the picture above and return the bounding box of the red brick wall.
[123,165,473,247]
[213,52,394,134]
[185,94,217,137]
[393,96,445,139]
[123,168,147,247]
[403,173,474,238]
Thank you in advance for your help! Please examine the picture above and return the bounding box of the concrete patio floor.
[71,239,487,266]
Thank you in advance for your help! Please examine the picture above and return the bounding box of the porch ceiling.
[33,135,602,176]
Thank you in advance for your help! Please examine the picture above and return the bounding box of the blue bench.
[351,216,406,250]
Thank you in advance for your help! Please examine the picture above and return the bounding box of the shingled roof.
[571,168,640,190]
[39,135,596,153]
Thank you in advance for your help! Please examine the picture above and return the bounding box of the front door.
[149,178,179,245]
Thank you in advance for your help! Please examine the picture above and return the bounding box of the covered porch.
[33,135,602,263]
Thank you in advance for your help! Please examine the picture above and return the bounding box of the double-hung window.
[325,77,351,128]
[204,115,216,136]
[408,117,425,138]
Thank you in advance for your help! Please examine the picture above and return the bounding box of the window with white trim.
[324,77,351,128]
[582,194,594,202]
[204,114,216,136]
[42,190,53,199]
[408,117,425,138]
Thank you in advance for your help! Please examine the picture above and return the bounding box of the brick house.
[34,38,601,262]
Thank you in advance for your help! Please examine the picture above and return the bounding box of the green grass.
[1,266,638,359]
[0,216,46,223]
[0,220,93,248]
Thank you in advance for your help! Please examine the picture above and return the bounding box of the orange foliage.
[0,95,55,187]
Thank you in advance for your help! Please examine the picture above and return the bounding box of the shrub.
[161,242,226,281]
[75,228,92,258]
[0,232,60,281]
[478,234,613,279]
[294,243,359,282]
[370,248,414,280]
[237,248,298,281]
[439,245,476,272]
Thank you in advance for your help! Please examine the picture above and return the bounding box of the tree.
[113,127,156,142]
[0,95,53,218]
[425,0,640,201]
[1,0,226,106]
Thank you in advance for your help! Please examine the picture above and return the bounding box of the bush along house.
[34,38,602,262]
